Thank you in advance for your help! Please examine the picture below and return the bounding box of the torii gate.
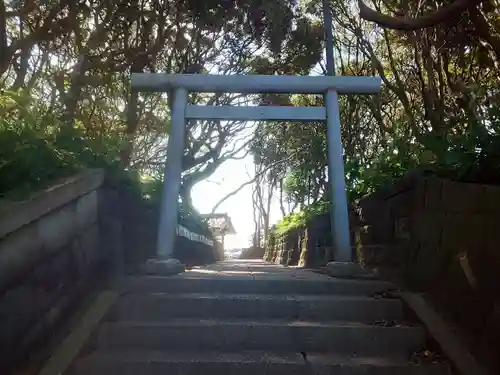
[131,73,381,267]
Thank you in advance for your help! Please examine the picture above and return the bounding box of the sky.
[189,56,329,250]
[192,152,283,249]
[189,65,327,250]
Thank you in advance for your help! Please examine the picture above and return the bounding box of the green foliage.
[266,99,500,236]
[0,88,211,236]
[418,103,500,185]
[274,200,329,234]
[2,0,500,241]
[0,90,125,198]
[251,0,500,236]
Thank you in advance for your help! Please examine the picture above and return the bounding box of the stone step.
[70,349,449,375]
[117,275,395,296]
[95,320,425,358]
[110,293,403,322]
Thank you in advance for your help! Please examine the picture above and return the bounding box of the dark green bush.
[0,89,210,236]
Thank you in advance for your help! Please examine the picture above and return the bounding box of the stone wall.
[103,183,223,272]
[0,170,105,371]
[0,170,222,372]
[265,173,500,282]
[357,174,500,288]
[264,210,359,268]
[357,173,500,372]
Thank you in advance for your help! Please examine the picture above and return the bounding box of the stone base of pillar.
[325,261,379,279]
[141,258,185,276]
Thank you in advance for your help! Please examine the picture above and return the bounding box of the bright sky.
[190,58,327,250]
[192,152,283,250]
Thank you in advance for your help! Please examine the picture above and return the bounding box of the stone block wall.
[0,170,222,372]
[357,174,500,372]
[264,210,360,268]
[265,173,500,281]
[0,170,105,371]
[357,174,500,289]
[103,184,222,272]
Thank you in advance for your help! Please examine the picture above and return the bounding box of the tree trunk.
[0,0,9,76]
[11,14,30,89]
[279,179,286,217]
[120,88,140,166]
[263,180,274,245]
[60,14,111,128]
[180,181,197,215]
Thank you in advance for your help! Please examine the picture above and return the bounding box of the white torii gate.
[131,73,381,267]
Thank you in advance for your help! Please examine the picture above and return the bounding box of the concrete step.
[110,293,403,322]
[117,275,396,296]
[95,320,425,358]
[70,349,449,375]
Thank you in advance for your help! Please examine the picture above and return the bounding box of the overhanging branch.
[210,151,298,214]
[358,0,484,30]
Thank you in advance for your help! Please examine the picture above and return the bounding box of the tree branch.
[468,5,500,60]
[210,152,297,214]
[358,0,484,30]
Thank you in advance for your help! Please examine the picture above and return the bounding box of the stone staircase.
[67,261,450,375]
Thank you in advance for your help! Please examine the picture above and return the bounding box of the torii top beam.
[131,73,381,94]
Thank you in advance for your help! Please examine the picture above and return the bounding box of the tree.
[0,0,327,212]
[3,0,500,239]
[251,157,279,246]
[257,0,500,234]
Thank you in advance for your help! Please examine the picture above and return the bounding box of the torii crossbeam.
[131,73,381,264]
